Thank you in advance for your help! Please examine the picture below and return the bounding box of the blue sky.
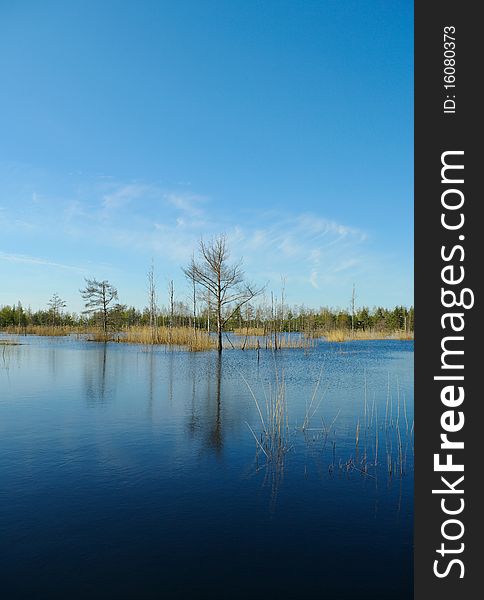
[0,0,413,313]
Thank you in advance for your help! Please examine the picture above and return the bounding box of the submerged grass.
[242,369,291,463]
[244,364,413,488]
[241,367,292,506]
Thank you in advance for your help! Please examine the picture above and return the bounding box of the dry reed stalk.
[232,327,266,336]
[3,324,86,337]
[325,330,347,342]
[242,368,291,464]
[302,366,327,431]
[313,328,414,342]
[232,335,313,350]
[123,326,215,351]
[374,404,379,466]
[397,424,403,476]
[403,391,409,432]
[385,373,390,429]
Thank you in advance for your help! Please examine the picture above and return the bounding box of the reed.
[374,404,379,466]
[1,337,20,371]
[242,364,412,485]
[325,330,347,342]
[231,333,313,350]
[303,367,322,431]
[1,324,313,351]
[121,326,216,351]
[242,369,291,464]
[2,324,215,351]
[2,324,84,336]
[315,328,414,342]
[87,330,113,342]
[232,327,266,336]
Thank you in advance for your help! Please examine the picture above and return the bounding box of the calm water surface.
[0,335,413,599]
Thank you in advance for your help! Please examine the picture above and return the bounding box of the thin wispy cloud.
[3,176,370,289]
[165,192,206,218]
[0,208,35,232]
[102,183,149,210]
[332,258,361,274]
[0,168,409,310]
[0,251,86,273]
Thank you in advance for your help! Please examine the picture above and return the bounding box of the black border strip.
[415,2,481,597]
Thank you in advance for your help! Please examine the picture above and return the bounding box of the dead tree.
[191,266,197,335]
[147,262,158,341]
[168,280,175,328]
[183,235,263,352]
[351,283,357,333]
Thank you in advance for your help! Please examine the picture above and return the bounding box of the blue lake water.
[0,335,413,598]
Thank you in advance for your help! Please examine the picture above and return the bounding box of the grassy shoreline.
[233,326,413,342]
[1,324,413,350]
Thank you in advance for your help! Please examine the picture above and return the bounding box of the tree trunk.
[217,327,223,353]
[217,272,222,352]
[217,305,223,353]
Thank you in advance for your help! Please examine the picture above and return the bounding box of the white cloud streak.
[0,251,87,273]
[1,174,379,304]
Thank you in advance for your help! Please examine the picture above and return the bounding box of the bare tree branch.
[182,235,264,351]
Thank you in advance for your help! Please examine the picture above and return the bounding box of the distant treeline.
[0,301,413,333]
[1,236,413,349]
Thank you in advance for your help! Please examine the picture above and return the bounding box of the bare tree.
[271,291,277,350]
[168,280,175,328]
[48,292,66,327]
[147,261,158,340]
[183,235,263,352]
[351,283,357,332]
[189,255,197,335]
[201,288,212,333]
[80,278,118,336]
